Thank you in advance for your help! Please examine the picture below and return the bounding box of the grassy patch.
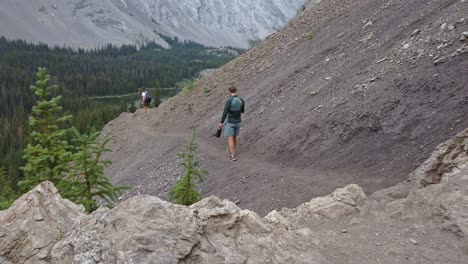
[186,80,198,91]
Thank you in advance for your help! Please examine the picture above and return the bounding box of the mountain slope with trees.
[0,37,239,208]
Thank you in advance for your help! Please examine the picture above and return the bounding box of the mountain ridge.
[0,0,304,48]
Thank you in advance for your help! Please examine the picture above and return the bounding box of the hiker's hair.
[228,86,237,93]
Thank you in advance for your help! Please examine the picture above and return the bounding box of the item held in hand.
[215,128,222,138]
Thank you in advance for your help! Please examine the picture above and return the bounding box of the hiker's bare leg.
[233,136,237,153]
[228,136,236,157]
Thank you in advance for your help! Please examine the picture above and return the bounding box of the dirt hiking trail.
[103,111,392,216]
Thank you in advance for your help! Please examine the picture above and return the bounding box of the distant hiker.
[141,88,151,115]
[219,86,245,161]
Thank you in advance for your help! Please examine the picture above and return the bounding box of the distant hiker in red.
[140,88,151,115]
[219,86,245,161]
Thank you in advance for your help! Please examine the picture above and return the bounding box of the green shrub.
[170,130,206,206]
[66,128,129,212]
[186,80,198,91]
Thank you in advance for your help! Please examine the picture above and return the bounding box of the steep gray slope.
[0,0,304,48]
[100,0,467,215]
[154,0,468,182]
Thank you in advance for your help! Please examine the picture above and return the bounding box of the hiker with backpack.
[141,88,152,115]
[219,86,245,161]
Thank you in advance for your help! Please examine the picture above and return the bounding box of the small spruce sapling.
[170,130,207,206]
[67,128,129,212]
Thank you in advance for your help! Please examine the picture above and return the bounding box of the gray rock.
[404,129,468,239]
[434,57,447,65]
[2,128,468,263]
[271,184,367,226]
[0,181,84,264]
[411,29,421,36]
[376,57,388,64]
[440,23,448,31]
[0,188,326,264]
[402,43,411,49]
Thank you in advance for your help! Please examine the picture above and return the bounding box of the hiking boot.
[230,155,237,162]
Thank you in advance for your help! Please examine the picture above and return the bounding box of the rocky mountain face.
[0,0,304,48]
[1,129,467,263]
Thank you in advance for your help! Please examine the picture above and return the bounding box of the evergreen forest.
[0,36,241,209]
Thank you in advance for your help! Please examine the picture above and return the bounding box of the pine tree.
[0,166,15,210]
[170,130,206,206]
[66,128,129,212]
[19,68,73,192]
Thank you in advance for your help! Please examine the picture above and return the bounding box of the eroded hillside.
[101,0,467,215]
[161,0,468,177]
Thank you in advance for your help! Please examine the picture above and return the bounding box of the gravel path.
[103,110,391,216]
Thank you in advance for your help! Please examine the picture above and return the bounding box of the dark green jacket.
[221,95,245,124]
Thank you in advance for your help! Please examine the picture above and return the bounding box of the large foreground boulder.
[3,184,359,263]
[1,128,467,263]
[50,194,332,264]
[372,128,468,241]
[0,182,84,264]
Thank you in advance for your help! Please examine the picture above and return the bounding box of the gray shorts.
[224,123,241,137]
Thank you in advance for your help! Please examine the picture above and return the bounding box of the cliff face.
[1,129,467,263]
[124,0,304,47]
[0,0,303,48]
